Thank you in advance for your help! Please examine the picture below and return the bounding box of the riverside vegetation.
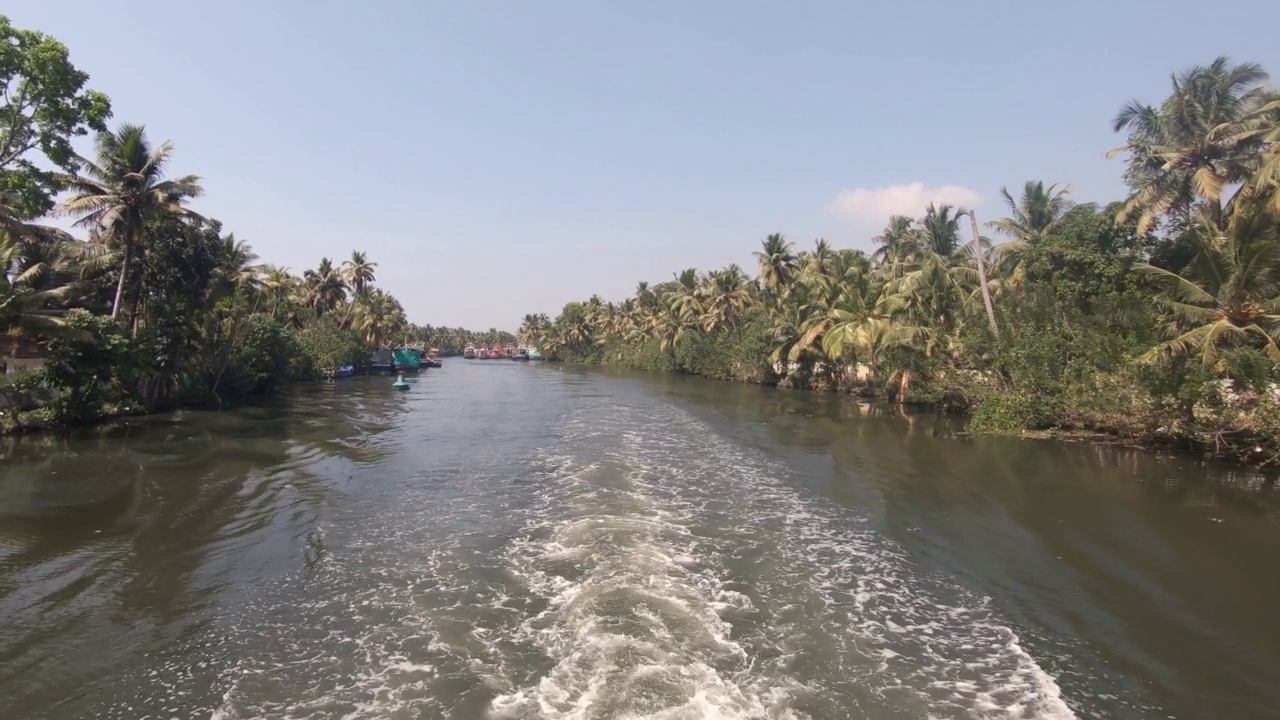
[519,58,1280,465]
[0,16,503,433]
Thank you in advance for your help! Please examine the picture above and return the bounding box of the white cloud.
[828,182,983,226]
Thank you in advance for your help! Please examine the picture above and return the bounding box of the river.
[1,362,1278,719]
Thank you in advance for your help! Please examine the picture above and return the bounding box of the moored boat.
[423,355,443,368]
[512,348,530,361]
[393,347,424,374]
[528,348,545,361]
[477,347,490,359]
[334,364,355,378]
[368,348,394,374]
[463,345,477,359]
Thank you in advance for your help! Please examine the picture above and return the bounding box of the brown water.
[1,362,1278,719]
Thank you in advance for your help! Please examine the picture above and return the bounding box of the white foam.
[492,399,1080,719]
[186,391,1082,719]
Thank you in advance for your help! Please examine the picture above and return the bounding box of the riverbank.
[551,330,1280,467]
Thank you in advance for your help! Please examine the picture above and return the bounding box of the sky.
[8,0,1279,330]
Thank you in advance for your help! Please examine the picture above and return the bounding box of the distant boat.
[334,364,355,378]
[512,348,530,361]
[463,346,477,359]
[477,347,490,360]
[528,348,545,361]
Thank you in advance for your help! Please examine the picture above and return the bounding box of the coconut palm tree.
[649,308,689,351]
[215,233,262,297]
[1136,209,1280,367]
[303,257,348,315]
[871,215,919,276]
[259,265,295,320]
[753,233,799,294]
[518,313,553,347]
[1109,57,1272,232]
[351,288,405,348]
[343,251,377,295]
[58,123,204,322]
[988,181,1085,286]
[801,238,838,289]
[667,268,704,323]
[0,234,81,339]
[700,265,752,332]
[918,203,966,259]
[1237,96,1280,212]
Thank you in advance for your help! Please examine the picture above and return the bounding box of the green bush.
[214,315,302,397]
[42,310,147,423]
[726,319,776,384]
[673,330,733,378]
[969,390,1052,434]
[0,367,49,412]
[294,319,369,380]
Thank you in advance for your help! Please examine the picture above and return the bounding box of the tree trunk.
[966,210,999,338]
[112,242,132,320]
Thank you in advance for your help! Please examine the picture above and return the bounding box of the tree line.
[0,16,496,431]
[519,57,1280,465]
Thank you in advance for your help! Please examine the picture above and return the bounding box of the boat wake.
[184,387,1079,719]
[490,401,1079,719]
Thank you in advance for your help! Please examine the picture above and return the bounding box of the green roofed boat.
[393,348,423,374]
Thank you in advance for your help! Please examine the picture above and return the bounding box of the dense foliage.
[0,15,512,432]
[520,58,1280,465]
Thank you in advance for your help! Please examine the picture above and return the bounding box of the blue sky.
[9,0,1278,330]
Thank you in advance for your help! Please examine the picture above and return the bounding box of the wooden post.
[966,210,999,339]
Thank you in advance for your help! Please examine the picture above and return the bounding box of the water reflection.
[0,379,411,712]
[3,366,1279,719]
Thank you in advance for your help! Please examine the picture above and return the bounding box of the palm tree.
[58,123,204,322]
[1109,57,1272,232]
[700,265,752,332]
[303,257,348,315]
[918,203,965,259]
[753,233,799,294]
[1238,96,1280,212]
[342,250,377,294]
[871,215,919,276]
[649,308,688,351]
[351,288,406,348]
[0,234,81,339]
[215,233,262,296]
[518,313,552,347]
[668,268,704,323]
[1136,209,1280,367]
[260,265,295,320]
[801,238,838,288]
[988,181,1084,286]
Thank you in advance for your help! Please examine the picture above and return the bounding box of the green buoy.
[392,373,410,390]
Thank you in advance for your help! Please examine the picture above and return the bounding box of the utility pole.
[964,209,999,339]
